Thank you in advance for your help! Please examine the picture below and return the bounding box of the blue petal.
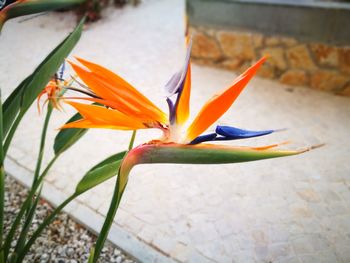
[164,40,192,96]
[59,61,66,80]
[164,71,182,95]
[166,97,176,124]
[190,133,217,145]
[215,125,274,140]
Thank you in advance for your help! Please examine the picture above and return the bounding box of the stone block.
[339,46,350,74]
[254,246,269,262]
[192,31,222,60]
[217,31,255,60]
[257,64,275,79]
[265,36,280,46]
[269,243,293,261]
[238,62,250,73]
[261,47,287,70]
[251,229,268,246]
[252,33,264,48]
[280,69,308,86]
[297,189,321,203]
[337,83,350,96]
[289,202,312,218]
[310,70,349,92]
[286,45,316,70]
[221,58,243,71]
[198,26,217,38]
[335,244,350,263]
[292,236,315,254]
[169,243,191,262]
[280,36,298,47]
[191,58,216,68]
[310,43,339,67]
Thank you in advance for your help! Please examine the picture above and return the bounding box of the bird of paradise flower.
[37,41,322,261]
[56,42,318,195]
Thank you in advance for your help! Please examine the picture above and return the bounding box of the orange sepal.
[72,57,167,123]
[186,57,266,142]
[62,101,146,130]
[252,141,290,151]
[175,63,191,125]
[60,118,141,130]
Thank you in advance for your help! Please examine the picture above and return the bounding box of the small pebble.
[41,253,49,260]
[4,176,137,263]
[66,247,74,257]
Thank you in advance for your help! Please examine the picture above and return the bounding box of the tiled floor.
[1,0,350,262]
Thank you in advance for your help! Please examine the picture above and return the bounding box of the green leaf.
[2,76,31,138]
[92,172,125,263]
[0,0,86,31]
[88,248,95,263]
[2,17,84,147]
[17,151,126,261]
[75,151,126,195]
[53,112,88,155]
[13,186,42,256]
[0,89,4,162]
[21,18,84,110]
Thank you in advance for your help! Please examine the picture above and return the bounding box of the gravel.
[4,175,138,263]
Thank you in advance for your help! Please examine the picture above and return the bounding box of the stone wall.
[190,26,350,96]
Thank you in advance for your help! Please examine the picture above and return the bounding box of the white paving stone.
[1,0,350,262]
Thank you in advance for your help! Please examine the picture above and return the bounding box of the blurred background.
[187,0,350,96]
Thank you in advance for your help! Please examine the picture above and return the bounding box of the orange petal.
[72,57,167,123]
[61,118,141,130]
[175,63,191,125]
[37,89,46,114]
[68,61,167,124]
[251,141,290,151]
[186,57,266,142]
[62,96,156,125]
[63,101,146,130]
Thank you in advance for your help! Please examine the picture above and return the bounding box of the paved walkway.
[1,1,350,262]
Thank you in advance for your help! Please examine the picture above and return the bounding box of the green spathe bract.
[118,142,309,192]
[132,143,304,164]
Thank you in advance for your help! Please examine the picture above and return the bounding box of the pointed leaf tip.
[54,112,88,155]
[75,151,126,195]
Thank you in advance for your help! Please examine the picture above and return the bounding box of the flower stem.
[15,105,53,255]
[92,173,126,263]
[90,130,136,262]
[128,130,136,151]
[3,110,25,157]
[32,104,53,187]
